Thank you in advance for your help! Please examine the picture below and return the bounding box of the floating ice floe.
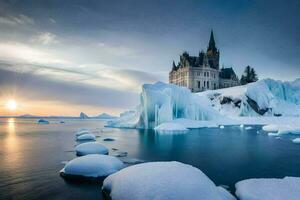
[245,126,252,130]
[154,122,188,134]
[262,124,279,132]
[292,138,300,144]
[120,157,144,164]
[268,132,279,136]
[235,177,300,200]
[75,129,91,137]
[76,133,96,141]
[60,154,124,179]
[37,119,49,124]
[219,125,225,129]
[102,161,236,200]
[75,142,109,156]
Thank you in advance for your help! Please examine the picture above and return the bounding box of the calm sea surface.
[0,118,300,200]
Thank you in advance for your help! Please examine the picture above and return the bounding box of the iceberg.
[109,82,223,129]
[60,154,124,179]
[37,119,49,124]
[108,79,300,130]
[79,112,89,119]
[235,177,300,200]
[102,161,235,200]
[75,142,109,156]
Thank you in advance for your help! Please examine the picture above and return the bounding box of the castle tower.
[206,30,219,70]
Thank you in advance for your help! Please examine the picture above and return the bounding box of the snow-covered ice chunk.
[75,142,109,156]
[120,157,144,164]
[240,124,244,128]
[60,154,123,179]
[38,119,49,124]
[245,126,252,130]
[235,177,300,200]
[292,138,300,144]
[219,125,225,129]
[268,132,279,136]
[154,122,188,134]
[262,124,279,132]
[75,129,91,137]
[102,161,236,200]
[76,133,96,141]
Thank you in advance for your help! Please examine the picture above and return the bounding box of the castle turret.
[207,30,217,53]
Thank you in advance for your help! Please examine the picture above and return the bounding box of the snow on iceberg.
[102,161,235,200]
[235,177,300,200]
[60,154,124,179]
[76,133,96,141]
[75,142,109,156]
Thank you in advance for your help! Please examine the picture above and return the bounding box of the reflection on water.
[3,118,22,169]
[0,118,300,200]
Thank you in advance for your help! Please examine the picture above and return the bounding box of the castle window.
[207,81,209,89]
[204,81,206,87]
[197,81,200,88]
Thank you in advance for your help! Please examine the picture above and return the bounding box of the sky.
[0,0,299,116]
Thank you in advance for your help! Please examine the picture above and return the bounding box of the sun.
[6,100,17,111]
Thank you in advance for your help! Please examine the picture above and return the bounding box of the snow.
[75,142,109,156]
[292,138,300,144]
[154,122,188,134]
[76,133,96,141]
[37,119,49,124]
[102,161,235,200]
[235,177,300,200]
[60,154,124,178]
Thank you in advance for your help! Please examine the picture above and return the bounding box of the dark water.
[1,118,300,200]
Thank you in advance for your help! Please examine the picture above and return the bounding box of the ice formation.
[108,79,300,130]
[75,130,91,137]
[37,119,49,124]
[235,177,300,200]
[102,161,235,200]
[108,82,223,129]
[60,154,123,178]
[75,142,109,156]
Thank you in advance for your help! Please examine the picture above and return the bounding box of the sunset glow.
[6,100,17,111]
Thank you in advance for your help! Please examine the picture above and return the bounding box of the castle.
[169,30,239,92]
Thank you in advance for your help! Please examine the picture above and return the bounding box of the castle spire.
[207,30,217,52]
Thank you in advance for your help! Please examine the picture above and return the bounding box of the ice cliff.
[108,79,300,129]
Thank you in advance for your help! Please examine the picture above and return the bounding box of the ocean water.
[0,118,300,199]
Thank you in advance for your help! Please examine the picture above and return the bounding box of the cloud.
[49,18,56,24]
[0,14,34,25]
[97,42,136,56]
[31,32,60,45]
[0,67,139,109]
[0,42,69,65]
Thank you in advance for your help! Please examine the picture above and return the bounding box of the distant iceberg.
[79,112,89,119]
[37,119,49,124]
